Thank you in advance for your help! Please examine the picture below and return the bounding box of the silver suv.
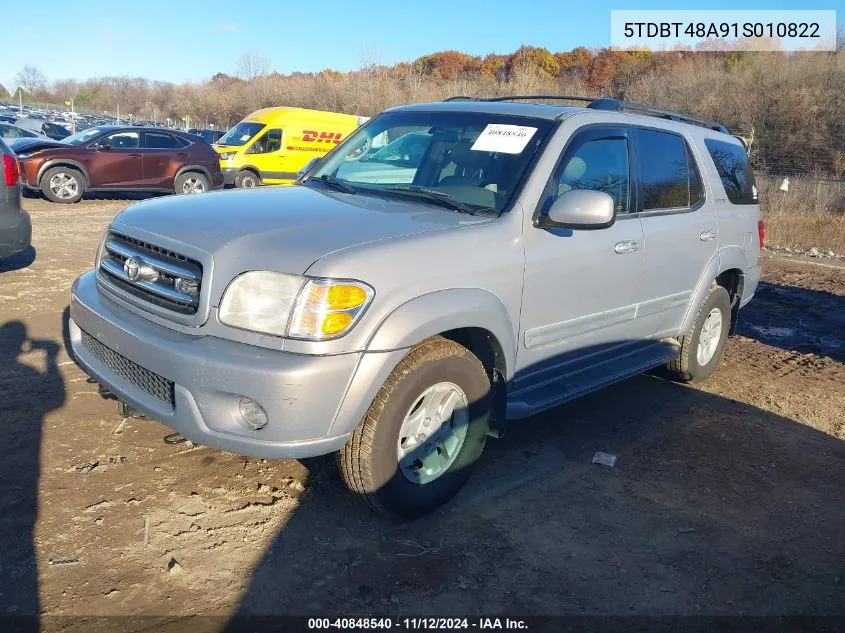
[69,97,762,518]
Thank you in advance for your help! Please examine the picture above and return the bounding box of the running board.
[506,339,680,420]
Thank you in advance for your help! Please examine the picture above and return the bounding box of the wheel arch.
[679,246,750,335]
[37,159,90,187]
[175,164,212,181]
[328,289,516,439]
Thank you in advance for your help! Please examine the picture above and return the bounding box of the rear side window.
[637,128,702,210]
[144,132,180,149]
[704,138,757,204]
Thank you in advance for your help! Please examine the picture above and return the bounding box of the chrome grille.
[98,232,203,315]
[81,331,175,407]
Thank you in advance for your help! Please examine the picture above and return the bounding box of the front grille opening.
[81,331,175,408]
[111,232,200,269]
[101,273,197,314]
[98,231,203,316]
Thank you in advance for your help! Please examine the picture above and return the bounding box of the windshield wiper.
[314,174,356,194]
[385,185,477,215]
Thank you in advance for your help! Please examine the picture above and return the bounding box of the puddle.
[747,325,796,338]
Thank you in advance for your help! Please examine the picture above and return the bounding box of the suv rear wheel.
[666,285,731,383]
[338,336,491,519]
[41,166,84,204]
[175,172,210,195]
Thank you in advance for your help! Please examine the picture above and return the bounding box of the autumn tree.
[0,83,9,99]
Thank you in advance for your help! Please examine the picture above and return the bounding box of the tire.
[234,170,259,189]
[338,336,491,519]
[41,166,84,204]
[666,285,731,383]
[175,172,210,195]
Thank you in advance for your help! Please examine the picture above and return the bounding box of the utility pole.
[116,103,120,124]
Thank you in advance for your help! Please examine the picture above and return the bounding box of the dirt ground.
[1,196,844,630]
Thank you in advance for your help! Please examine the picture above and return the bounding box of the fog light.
[238,397,268,430]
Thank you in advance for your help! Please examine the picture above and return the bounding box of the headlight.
[288,278,374,340]
[219,152,236,160]
[219,271,305,336]
[94,229,108,268]
[218,272,374,340]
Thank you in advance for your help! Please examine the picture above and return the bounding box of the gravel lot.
[1,196,844,630]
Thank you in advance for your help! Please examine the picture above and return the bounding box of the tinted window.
[552,137,630,214]
[704,138,757,204]
[639,129,697,210]
[247,129,282,154]
[144,132,180,149]
[105,131,139,149]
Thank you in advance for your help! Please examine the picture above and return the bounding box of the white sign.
[471,124,537,154]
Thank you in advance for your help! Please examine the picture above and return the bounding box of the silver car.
[0,138,32,259]
[69,97,762,518]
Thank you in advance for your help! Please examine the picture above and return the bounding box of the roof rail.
[587,98,730,134]
[441,94,730,134]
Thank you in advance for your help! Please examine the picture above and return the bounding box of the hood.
[212,144,241,154]
[9,137,67,154]
[111,185,491,297]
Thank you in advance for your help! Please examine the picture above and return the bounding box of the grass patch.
[758,178,845,253]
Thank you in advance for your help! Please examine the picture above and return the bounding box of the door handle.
[614,240,640,254]
[128,153,141,158]
[699,230,716,242]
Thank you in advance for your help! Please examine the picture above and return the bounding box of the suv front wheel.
[339,336,491,519]
[41,166,84,204]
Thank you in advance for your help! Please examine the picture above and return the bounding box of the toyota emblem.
[124,256,142,282]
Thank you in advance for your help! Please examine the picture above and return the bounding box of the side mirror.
[538,189,616,230]
[297,157,322,181]
[93,140,111,151]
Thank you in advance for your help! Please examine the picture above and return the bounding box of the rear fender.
[679,246,750,335]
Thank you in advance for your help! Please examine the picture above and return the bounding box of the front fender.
[327,288,517,439]
[36,159,90,187]
[365,288,517,378]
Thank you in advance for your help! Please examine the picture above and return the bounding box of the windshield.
[62,128,106,145]
[217,122,265,146]
[309,111,554,213]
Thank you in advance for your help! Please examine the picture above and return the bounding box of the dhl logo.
[302,131,343,144]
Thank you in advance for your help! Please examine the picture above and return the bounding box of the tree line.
[4,44,844,177]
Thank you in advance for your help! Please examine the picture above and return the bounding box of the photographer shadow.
[0,320,66,623]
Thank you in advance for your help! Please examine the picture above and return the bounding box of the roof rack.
[442,95,730,134]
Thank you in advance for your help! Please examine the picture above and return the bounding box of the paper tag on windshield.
[471,124,537,154]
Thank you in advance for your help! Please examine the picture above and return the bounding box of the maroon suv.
[13,126,224,204]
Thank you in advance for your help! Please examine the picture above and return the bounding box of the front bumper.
[69,271,405,459]
[222,168,237,186]
[0,210,32,258]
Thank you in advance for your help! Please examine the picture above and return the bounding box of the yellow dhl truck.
[213,107,368,188]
